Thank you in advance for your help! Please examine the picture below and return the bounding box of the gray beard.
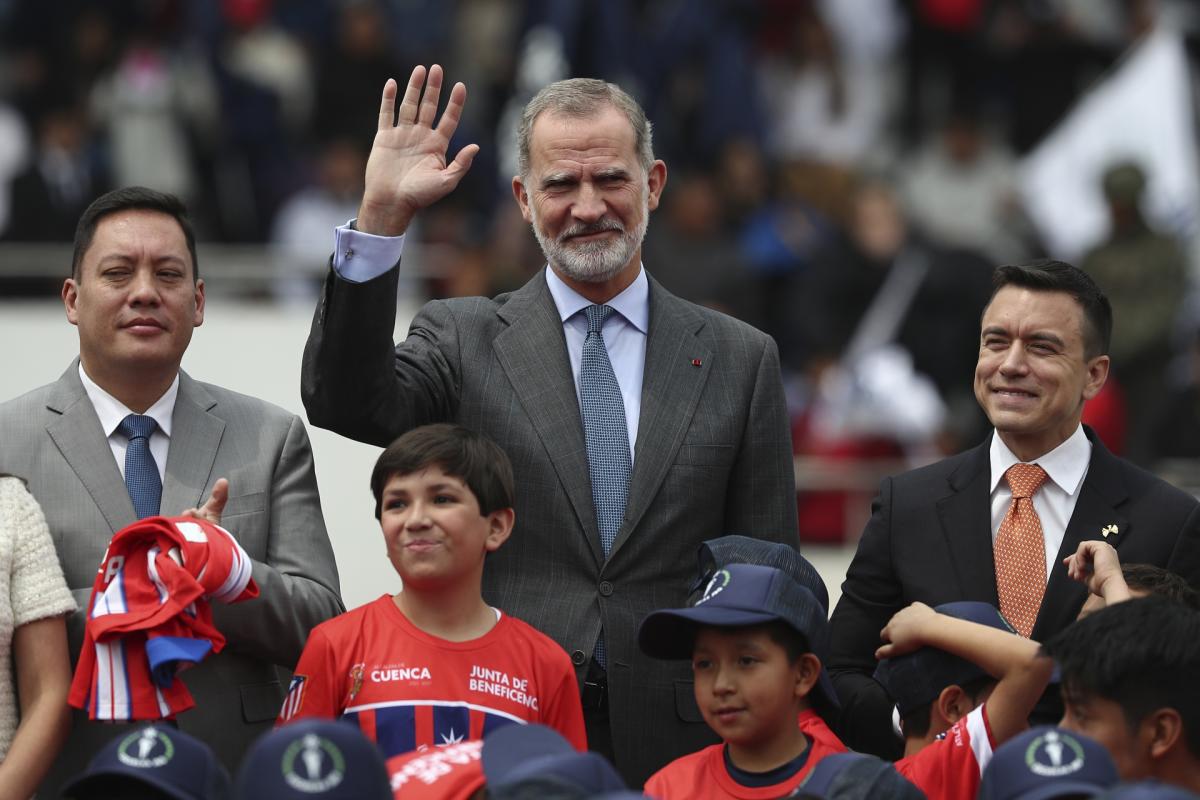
[530,197,649,284]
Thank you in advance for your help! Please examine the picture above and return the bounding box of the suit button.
[599,581,614,597]
[571,649,586,666]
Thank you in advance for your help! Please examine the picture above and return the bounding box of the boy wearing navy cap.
[694,534,846,752]
[638,563,843,799]
[874,601,1054,800]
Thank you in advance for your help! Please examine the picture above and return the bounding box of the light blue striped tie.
[119,414,162,519]
[580,304,631,668]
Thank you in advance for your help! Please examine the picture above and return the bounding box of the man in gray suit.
[0,187,344,796]
[301,66,799,785]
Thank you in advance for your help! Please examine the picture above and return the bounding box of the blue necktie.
[580,304,632,668]
[119,414,162,519]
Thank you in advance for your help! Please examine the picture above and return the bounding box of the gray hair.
[516,78,655,177]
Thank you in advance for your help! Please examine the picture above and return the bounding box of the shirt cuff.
[332,220,406,284]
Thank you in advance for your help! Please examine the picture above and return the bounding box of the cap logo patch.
[117,728,175,769]
[699,569,731,604]
[1025,730,1086,777]
[283,733,346,793]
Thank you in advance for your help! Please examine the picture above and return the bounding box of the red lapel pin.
[691,358,702,367]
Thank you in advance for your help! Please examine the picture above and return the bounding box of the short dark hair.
[1042,596,1200,758]
[899,675,994,740]
[72,187,199,281]
[370,424,515,520]
[1122,563,1200,610]
[762,619,812,663]
[989,260,1112,358]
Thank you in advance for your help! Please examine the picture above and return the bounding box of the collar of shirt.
[78,363,179,439]
[988,424,1090,496]
[545,264,650,333]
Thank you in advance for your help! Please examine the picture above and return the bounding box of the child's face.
[691,626,811,755]
[1060,691,1151,779]
[379,467,512,589]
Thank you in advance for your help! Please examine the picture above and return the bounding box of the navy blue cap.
[232,719,391,799]
[62,724,230,800]
[874,601,1016,718]
[1096,782,1200,800]
[692,535,839,715]
[979,726,1119,800]
[639,563,836,711]
[693,535,828,613]
[792,752,925,799]
[482,722,626,794]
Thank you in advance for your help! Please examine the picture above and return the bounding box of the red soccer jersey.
[643,730,844,800]
[798,708,846,752]
[279,595,586,758]
[387,740,485,799]
[895,704,996,800]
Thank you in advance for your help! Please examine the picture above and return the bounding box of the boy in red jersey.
[278,424,586,758]
[638,563,844,799]
[873,601,1054,800]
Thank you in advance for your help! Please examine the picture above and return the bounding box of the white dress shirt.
[988,425,1091,580]
[78,363,177,483]
[332,221,648,460]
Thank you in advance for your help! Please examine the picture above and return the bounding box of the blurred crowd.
[4,0,1200,527]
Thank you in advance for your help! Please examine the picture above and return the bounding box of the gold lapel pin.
[1101,524,1118,538]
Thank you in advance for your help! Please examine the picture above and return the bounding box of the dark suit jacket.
[0,364,345,796]
[301,265,799,785]
[829,428,1200,757]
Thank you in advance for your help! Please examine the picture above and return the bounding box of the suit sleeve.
[300,262,460,447]
[828,476,906,759]
[721,335,799,544]
[1166,500,1200,588]
[212,415,344,667]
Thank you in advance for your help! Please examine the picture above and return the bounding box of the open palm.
[358,64,480,236]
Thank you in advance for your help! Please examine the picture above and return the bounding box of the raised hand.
[357,65,480,237]
[875,601,936,660]
[1064,539,1130,603]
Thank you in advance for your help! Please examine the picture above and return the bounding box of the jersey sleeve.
[894,704,993,800]
[277,623,344,723]
[539,649,588,751]
[643,764,672,799]
[641,749,711,800]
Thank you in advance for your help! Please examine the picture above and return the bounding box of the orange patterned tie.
[995,463,1049,637]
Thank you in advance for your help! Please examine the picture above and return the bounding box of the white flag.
[1019,29,1200,262]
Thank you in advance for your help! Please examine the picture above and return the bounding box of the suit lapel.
[1033,431,1129,638]
[936,439,1000,605]
[44,363,136,534]
[608,279,711,561]
[494,272,601,563]
[160,372,224,516]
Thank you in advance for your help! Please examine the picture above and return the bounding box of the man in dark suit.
[829,259,1200,758]
[0,187,344,796]
[300,66,798,785]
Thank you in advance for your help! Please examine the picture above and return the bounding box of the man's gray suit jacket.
[301,265,800,786]
[0,364,344,796]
